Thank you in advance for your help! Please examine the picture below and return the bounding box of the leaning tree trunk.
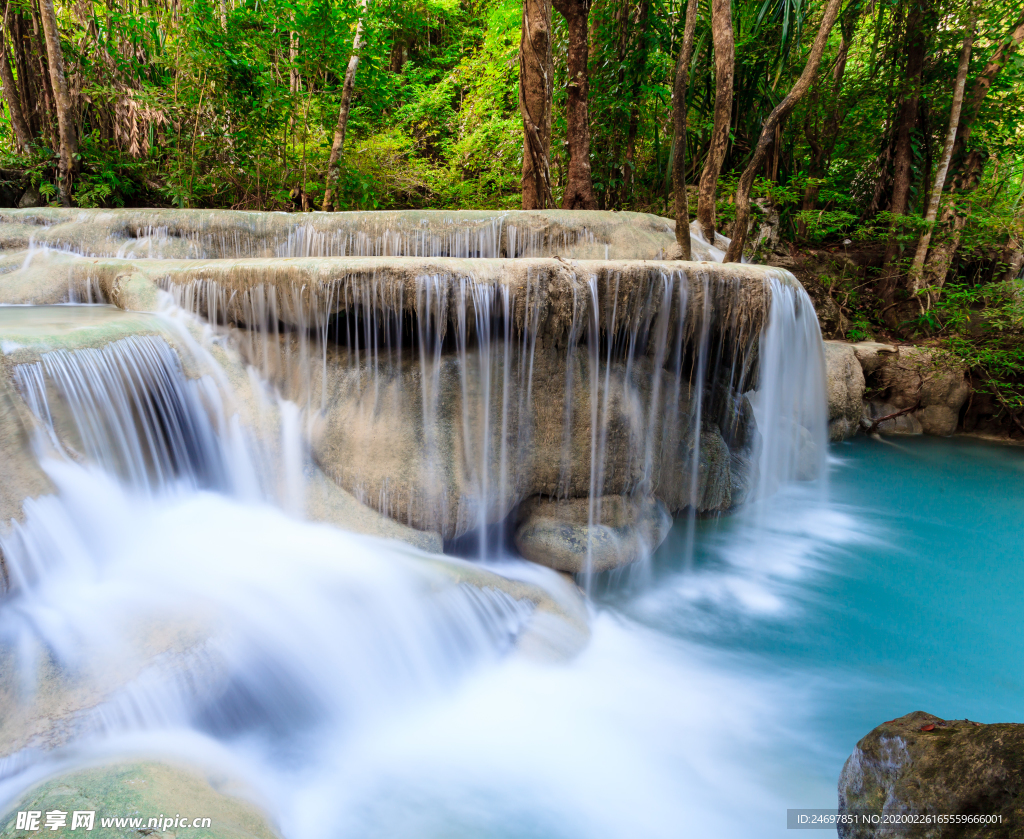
[905,7,977,309]
[672,0,699,257]
[322,0,369,212]
[724,0,843,262]
[38,0,76,206]
[0,14,32,152]
[696,0,734,243]
[520,0,553,210]
[552,0,597,209]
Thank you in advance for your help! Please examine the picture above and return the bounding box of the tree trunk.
[949,10,1024,166]
[219,0,227,31]
[1000,239,1023,283]
[906,6,977,305]
[878,0,929,314]
[913,11,1024,304]
[696,0,734,243]
[519,0,553,209]
[672,0,699,257]
[552,0,597,210]
[797,29,851,238]
[724,0,843,263]
[290,31,299,92]
[623,0,651,202]
[322,0,369,213]
[38,0,76,206]
[30,3,60,153]
[0,11,32,151]
[920,200,967,294]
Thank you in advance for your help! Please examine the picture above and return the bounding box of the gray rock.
[867,347,970,437]
[838,711,1024,839]
[824,341,866,441]
[513,494,672,573]
[851,341,897,375]
[16,185,43,209]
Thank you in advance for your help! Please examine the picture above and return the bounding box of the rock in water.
[862,347,970,437]
[0,761,279,838]
[823,341,865,442]
[838,711,1024,838]
[513,495,672,573]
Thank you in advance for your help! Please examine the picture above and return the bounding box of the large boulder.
[863,347,970,437]
[0,761,279,839]
[513,494,672,573]
[838,711,1024,838]
[824,341,865,441]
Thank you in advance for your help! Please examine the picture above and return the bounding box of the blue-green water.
[616,435,1024,830]
[4,435,1020,838]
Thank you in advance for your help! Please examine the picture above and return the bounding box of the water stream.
[0,212,1017,837]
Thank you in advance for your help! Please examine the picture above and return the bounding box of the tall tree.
[622,0,651,199]
[878,0,931,314]
[798,12,856,238]
[552,0,597,209]
[918,8,1024,297]
[322,0,369,212]
[38,0,77,206]
[905,5,977,306]
[696,0,735,243]
[724,0,844,262]
[672,0,699,257]
[949,8,1024,164]
[520,0,554,209]
[0,5,32,152]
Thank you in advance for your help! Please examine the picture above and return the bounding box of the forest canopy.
[1,0,1023,421]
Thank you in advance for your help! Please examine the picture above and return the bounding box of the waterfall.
[0,208,829,836]
[12,335,228,493]
[1,208,684,261]
[155,260,777,553]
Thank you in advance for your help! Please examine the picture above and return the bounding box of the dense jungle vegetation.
[0,0,1023,427]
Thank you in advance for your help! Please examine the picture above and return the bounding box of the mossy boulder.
[0,761,278,839]
[838,711,1024,838]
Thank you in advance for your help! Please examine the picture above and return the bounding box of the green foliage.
[929,282,1024,417]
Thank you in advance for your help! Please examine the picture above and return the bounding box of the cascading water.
[0,210,831,838]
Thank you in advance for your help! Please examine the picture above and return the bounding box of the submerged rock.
[838,711,1024,838]
[513,494,671,573]
[0,761,279,838]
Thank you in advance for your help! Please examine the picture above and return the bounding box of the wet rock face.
[0,207,703,261]
[824,341,865,442]
[311,345,758,540]
[838,711,1024,839]
[0,761,279,839]
[865,348,970,437]
[822,342,971,439]
[513,494,672,573]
